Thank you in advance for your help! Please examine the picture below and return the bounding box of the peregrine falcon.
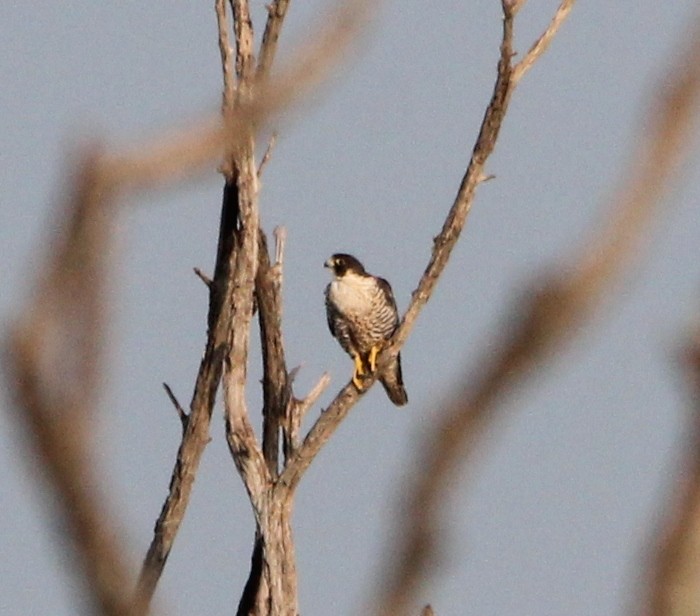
[324,253,408,406]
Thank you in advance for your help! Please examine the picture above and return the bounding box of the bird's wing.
[376,276,400,331]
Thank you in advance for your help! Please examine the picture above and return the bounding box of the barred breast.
[328,273,398,353]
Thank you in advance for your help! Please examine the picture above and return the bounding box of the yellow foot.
[352,371,367,390]
[352,354,368,390]
[353,353,366,377]
[368,344,382,373]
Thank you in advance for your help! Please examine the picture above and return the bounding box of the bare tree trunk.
[261,495,297,616]
[236,490,297,616]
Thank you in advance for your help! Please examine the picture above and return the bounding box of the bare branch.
[135,1,375,603]
[257,132,278,177]
[506,0,527,15]
[277,382,361,494]
[248,0,288,484]
[273,225,286,265]
[134,172,244,614]
[257,0,292,80]
[193,266,213,287]
[375,12,700,616]
[297,372,331,418]
[231,0,256,87]
[222,0,268,495]
[216,0,236,113]
[163,382,188,432]
[279,0,528,495]
[387,6,516,355]
[257,228,290,478]
[101,115,226,190]
[512,0,576,84]
[285,371,331,457]
[221,169,271,509]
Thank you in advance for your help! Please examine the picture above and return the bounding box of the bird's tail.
[379,353,408,406]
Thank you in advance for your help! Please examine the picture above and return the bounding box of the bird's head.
[324,253,366,277]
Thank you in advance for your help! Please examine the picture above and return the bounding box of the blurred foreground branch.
[643,316,700,614]
[4,1,375,614]
[5,151,136,616]
[375,12,700,616]
[642,329,700,615]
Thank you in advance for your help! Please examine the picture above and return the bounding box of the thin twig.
[163,382,188,432]
[273,225,286,265]
[512,0,576,84]
[277,382,360,495]
[193,266,213,287]
[285,372,331,457]
[258,132,278,177]
[297,372,330,420]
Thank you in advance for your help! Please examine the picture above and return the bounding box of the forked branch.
[278,0,575,497]
[134,1,375,609]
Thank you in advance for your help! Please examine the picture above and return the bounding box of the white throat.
[329,272,376,315]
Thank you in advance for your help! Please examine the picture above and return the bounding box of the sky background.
[2,1,700,615]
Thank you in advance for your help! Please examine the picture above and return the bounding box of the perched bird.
[324,253,408,406]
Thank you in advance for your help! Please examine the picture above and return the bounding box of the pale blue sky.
[2,2,700,615]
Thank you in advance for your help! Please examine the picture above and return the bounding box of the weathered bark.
[261,495,298,616]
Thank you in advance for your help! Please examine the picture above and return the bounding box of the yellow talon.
[352,354,367,390]
[353,353,366,376]
[350,347,384,391]
[352,372,366,390]
[368,344,381,372]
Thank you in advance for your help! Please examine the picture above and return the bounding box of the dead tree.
[7,2,700,616]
